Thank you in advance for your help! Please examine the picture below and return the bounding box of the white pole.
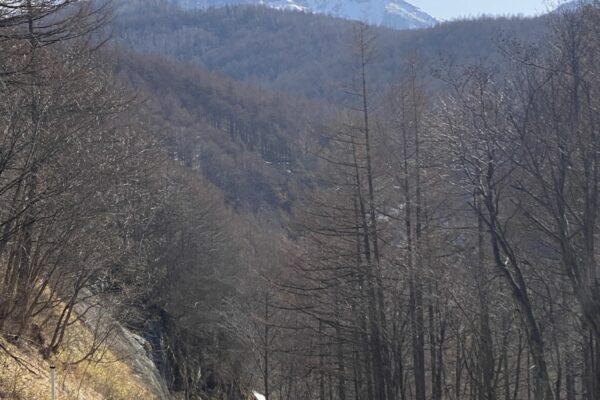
[50,365,56,400]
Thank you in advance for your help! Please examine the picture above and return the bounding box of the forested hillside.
[1,1,600,400]
[0,1,251,398]
[112,49,324,212]
[114,0,545,101]
[166,0,438,30]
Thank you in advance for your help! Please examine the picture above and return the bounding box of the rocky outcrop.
[115,326,171,399]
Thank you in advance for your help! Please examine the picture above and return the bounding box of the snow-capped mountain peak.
[169,0,437,30]
[307,0,436,29]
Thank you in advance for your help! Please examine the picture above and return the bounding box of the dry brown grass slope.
[0,303,161,400]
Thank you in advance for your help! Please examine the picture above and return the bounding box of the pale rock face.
[168,0,437,29]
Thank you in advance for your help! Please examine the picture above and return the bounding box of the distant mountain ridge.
[167,0,437,29]
[555,0,593,12]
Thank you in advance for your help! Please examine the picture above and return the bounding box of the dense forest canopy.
[113,1,546,102]
[112,49,323,213]
[1,1,600,400]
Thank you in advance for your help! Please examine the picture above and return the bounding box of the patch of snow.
[385,2,432,25]
[253,391,267,400]
[261,0,308,12]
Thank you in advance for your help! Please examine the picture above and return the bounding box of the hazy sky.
[411,0,561,20]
